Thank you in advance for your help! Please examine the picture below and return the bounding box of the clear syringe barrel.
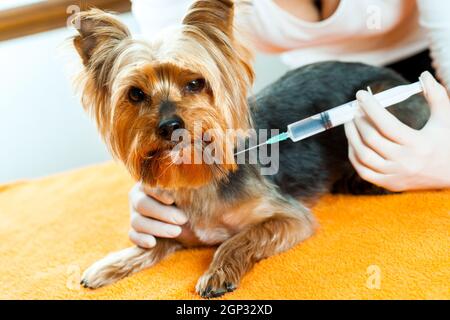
[287,81,423,142]
[287,114,328,142]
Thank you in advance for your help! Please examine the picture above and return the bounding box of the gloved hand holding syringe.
[235,79,425,156]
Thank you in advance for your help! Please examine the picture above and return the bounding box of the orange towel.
[0,162,448,300]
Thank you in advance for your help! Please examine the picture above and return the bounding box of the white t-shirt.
[247,0,427,67]
[131,0,450,90]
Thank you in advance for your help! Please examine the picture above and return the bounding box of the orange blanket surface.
[0,162,448,300]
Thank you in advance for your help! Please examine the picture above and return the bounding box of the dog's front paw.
[81,247,144,289]
[196,269,238,298]
[81,258,123,289]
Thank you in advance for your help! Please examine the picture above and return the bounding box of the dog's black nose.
[158,117,184,140]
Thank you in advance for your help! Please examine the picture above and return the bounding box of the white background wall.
[0,13,288,184]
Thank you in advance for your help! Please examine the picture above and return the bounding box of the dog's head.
[72,1,254,190]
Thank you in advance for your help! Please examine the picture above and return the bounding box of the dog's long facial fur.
[74,2,253,189]
[73,1,315,298]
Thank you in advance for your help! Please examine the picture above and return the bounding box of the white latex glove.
[344,71,450,192]
[128,182,188,248]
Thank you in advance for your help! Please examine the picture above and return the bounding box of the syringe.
[235,80,424,156]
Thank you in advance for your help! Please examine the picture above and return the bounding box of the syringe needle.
[234,132,289,156]
[234,142,269,156]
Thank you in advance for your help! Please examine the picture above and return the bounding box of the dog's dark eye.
[185,78,205,94]
[128,87,147,103]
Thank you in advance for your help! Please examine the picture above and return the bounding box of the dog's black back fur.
[251,62,430,202]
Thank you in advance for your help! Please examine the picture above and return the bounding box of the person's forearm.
[417,0,450,92]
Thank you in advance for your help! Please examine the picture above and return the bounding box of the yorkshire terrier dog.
[73,1,429,298]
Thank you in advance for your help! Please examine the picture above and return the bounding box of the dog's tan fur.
[74,0,315,298]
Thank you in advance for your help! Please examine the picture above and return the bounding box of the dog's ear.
[182,0,235,39]
[182,0,255,131]
[72,9,130,66]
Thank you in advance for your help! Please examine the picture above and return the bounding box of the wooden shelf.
[0,0,131,41]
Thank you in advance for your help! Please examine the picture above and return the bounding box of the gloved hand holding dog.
[128,182,187,249]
